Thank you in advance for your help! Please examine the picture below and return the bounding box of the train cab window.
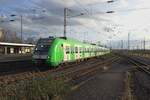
[34,38,52,55]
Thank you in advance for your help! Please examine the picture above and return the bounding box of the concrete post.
[4,46,7,55]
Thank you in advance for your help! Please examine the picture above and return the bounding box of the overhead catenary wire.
[0,0,117,41]
[73,0,91,15]
[113,7,150,13]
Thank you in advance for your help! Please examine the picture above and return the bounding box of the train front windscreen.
[34,38,53,55]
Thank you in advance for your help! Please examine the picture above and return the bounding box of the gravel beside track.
[66,57,132,100]
[131,70,150,100]
[125,54,150,100]
[128,54,150,66]
[0,54,116,85]
[2,53,150,99]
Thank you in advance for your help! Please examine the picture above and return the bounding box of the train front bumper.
[32,55,48,64]
[32,55,48,59]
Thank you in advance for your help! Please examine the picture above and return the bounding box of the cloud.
[1,0,150,45]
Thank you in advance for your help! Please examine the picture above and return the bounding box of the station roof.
[0,42,35,47]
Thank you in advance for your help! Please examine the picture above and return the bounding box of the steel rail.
[124,55,150,75]
[65,56,120,89]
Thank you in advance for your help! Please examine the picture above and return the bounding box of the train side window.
[80,47,82,53]
[82,47,84,53]
[71,47,74,53]
[66,46,70,54]
[84,48,86,53]
[83,48,84,53]
[70,47,72,53]
[75,47,78,53]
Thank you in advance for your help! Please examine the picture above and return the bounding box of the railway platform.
[66,57,132,100]
[0,54,32,62]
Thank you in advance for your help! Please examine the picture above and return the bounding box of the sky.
[0,0,150,44]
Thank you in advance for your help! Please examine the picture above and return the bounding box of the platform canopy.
[0,42,35,47]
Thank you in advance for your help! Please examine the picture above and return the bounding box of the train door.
[81,46,84,59]
[79,46,82,59]
[77,46,80,59]
[83,46,85,58]
[63,44,71,62]
[75,45,80,60]
[70,46,75,61]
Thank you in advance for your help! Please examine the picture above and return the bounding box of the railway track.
[0,54,117,85]
[0,57,101,76]
[125,55,150,75]
[131,70,150,100]
[115,52,150,75]
[64,56,120,90]
[124,55,150,100]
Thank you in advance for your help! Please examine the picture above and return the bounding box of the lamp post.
[10,14,23,43]
[128,33,130,50]
[20,15,23,42]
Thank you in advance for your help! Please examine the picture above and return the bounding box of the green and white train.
[32,37,110,67]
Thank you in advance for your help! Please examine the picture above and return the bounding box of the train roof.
[0,42,35,47]
[39,37,109,49]
[57,37,107,48]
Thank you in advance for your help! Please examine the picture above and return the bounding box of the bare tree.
[0,27,22,43]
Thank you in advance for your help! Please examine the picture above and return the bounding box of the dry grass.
[122,71,135,100]
[0,75,70,100]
